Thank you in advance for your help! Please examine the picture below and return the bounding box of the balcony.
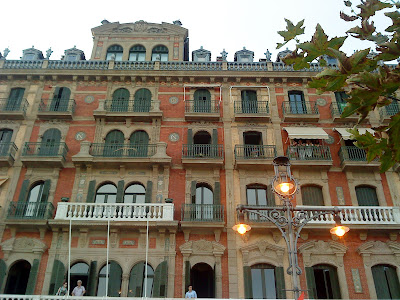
[182,144,224,167]
[93,99,162,121]
[287,146,333,167]
[37,99,76,120]
[7,201,54,220]
[21,142,68,168]
[0,98,29,119]
[184,100,220,121]
[54,202,174,222]
[181,204,224,228]
[282,101,319,122]
[234,145,276,168]
[330,102,359,123]
[380,104,399,123]
[339,146,380,169]
[72,141,171,167]
[234,101,270,121]
[0,142,17,167]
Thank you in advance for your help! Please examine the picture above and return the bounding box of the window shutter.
[116,180,125,203]
[0,259,6,293]
[86,180,96,203]
[26,259,40,294]
[386,266,400,299]
[185,261,191,296]
[145,181,153,203]
[191,181,197,203]
[328,266,341,299]
[305,267,316,299]
[372,265,391,299]
[108,261,122,297]
[275,267,286,299]
[356,187,379,206]
[243,266,252,299]
[267,185,276,206]
[87,261,97,296]
[153,260,168,297]
[49,259,65,295]
[18,179,30,202]
[60,87,71,100]
[302,186,324,206]
[213,182,221,205]
[40,180,51,203]
[128,262,145,297]
[187,129,193,145]
[212,129,218,145]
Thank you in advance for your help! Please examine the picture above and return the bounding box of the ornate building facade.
[0,20,399,299]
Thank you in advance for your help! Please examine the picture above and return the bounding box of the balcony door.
[0,128,13,156]
[111,88,129,112]
[193,183,214,220]
[193,131,212,157]
[301,185,324,206]
[104,130,124,157]
[134,88,151,112]
[356,186,379,206]
[306,264,341,299]
[4,260,31,294]
[194,89,211,112]
[334,91,348,113]
[50,87,70,111]
[191,263,215,298]
[129,130,149,157]
[372,264,400,299]
[241,90,258,113]
[40,128,61,156]
[288,91,306,114]
[6,87,25,111]
[243,131,263,158]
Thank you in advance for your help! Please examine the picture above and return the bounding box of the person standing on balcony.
[56,282,68,296]
[185,285,197,298]
[72,280,86,296]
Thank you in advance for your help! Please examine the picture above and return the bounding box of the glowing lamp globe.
[232,223,251,235]
[330,225,349,237]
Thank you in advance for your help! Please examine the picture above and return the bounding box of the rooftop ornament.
[3,47,10,59]
[46,48,53,59]
[264,49,272,62]
[220,49,228,62]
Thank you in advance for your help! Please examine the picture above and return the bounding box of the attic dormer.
[21,47,44,60]
[276,48,292,63]
[234,47,254,62]
[192,46,211,62]
[63,46,86,61]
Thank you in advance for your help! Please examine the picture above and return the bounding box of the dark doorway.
[243,131,262,145]
[69,262,89,292]
[5,260,31,294]
[191,263,214,298]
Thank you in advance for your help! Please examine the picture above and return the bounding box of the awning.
[283,127,329,139]
[334,128,375,140]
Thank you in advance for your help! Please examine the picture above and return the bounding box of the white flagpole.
[68,219,72,297]
[144,218,149,298]
[105,219,110,298]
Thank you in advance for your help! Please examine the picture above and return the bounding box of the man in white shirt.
[72,280,86,296]
[185,285,197,298]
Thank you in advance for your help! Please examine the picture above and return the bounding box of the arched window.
[248,264,285,299]
[246,184,275,206]
[134,88,151,112]
[69,263,89,293]
[104,130,124,157]
[355,185,379,206]
[4,260,31,294]
[25,181,46,217]
[40,128,61,156]
[6,88,25,111]
[372,264,400,299]
[124,184,146,203]
[306,264,341,299]
[106,45,123,61]
[151,45,168,61]
[192,183,213,220]
[129,131,149,157]
[50,87,71,111]
[111,88,130,112]
[301,185,324,206]
[97,262,122,297]
[95,184,117,203]
[193,89,211,113]
[194,183,213,205]
[241,90,258,113]
[191,131,212,157]
[0,128,13,156]
[129,45,146,61]
[128,262,154,297]
[288,90,306,114]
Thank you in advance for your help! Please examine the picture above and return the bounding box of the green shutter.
[0,259,6,293]
[18,179,30,202]
[305,267,316,299]
[212,129,218,145]
[145,181,153,203]
[26,259,40,294]
[40,180,51,203]
[128,262,145,297]
[153,260,168,297]
[49,259,65,295]
[243,266,252,299]
[372,265,392,299]
[108,261,122,297]
[386,265,400,299]
[191,181,197,203]
[356,186,379,206]
[87,261,97,296]
[267,185,276,206]
[86,180,96,203]
[213,182,221,205]
[328,266,341,299]
[301,186,324,206]
[116,180,125,203]
[185,261,191,296]
[275,267,286,299]
[187,129,193,145]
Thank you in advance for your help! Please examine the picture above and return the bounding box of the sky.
[0,0,394,61]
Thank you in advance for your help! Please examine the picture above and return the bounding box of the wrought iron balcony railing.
[234,101,269,114]
[0,142,17,159]
[22,142,68,160]
[182,144,224,159]
[38,99,76,113]
[0,98,29,113]
[181,204,224,222]
[234,145,276,159]
[287,146,332,161]
[282,101,319,115]
[7,201,54,220]
[103,100,156,112]
[380,104,400,119]
[338,146,370,162]
[185,100,220,113]
[90,143,156,157]
[330,102,346,116]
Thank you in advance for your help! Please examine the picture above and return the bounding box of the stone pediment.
[1,237,47,260]
[240,239,284,255]
[179,239,225,256]
[299,240,348,255]
[357,241,400,255]
[92,20,188,36]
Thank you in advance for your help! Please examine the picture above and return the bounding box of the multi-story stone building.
[0,20,399,299]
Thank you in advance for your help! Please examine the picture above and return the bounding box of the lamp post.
[232,156,349,299]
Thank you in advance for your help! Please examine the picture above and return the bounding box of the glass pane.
[125,184,145,194]
[136,195,146,203]
[257,189,267,206]
[124,194,133,203]
[160,53,168,61]
[203,187,213,204]
[264,269,276,299]
[107,194,117,203]
[98,184,117,193]
[28,184,42,203]
[138,53,146,61]
[97,277,107,296]
[195,188,202,204]
[95,194,105,203]
[71,263,89,274]
[115,53,123,61]
[251,269,263,299]
[129,53,138,61]
[247,189,257,205]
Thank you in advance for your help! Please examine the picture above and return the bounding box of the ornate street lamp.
[232,156,349,299]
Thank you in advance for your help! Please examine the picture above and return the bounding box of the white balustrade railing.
[54,202,174,221]
[296,206,400,225]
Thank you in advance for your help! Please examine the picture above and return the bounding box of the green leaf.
[344,0,352,7]
[357,0,392,19]
[277,19,305,49]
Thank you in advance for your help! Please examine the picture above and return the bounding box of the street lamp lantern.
[271,156,298,198]
[330,214,350,237]
[232,223,251,235]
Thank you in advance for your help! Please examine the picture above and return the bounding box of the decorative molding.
[357,241,400,267]
[299,240,348,267]
[1,237,47,260]
[239,239,285,267]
